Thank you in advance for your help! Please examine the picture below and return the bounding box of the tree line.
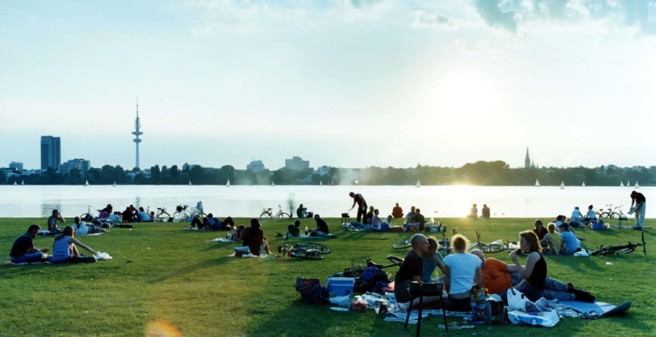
[2,161,655,186]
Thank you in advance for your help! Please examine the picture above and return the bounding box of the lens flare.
[145,319,181,337]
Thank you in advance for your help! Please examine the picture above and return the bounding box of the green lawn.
[1,217,654,337]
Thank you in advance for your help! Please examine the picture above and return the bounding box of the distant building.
[41,136,61,171]
[524,147,533,169]
[285,156,309,171]
[315,165,330,176]
[9,161,23,171]
[59,158,91,174]
[247,160,266,172]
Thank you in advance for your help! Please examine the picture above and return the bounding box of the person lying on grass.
[470,249,594,302]
[73,216,106,235]
[10,224,50,263]
[50,226,98,263]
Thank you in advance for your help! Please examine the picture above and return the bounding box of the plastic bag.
[507,309,560,327]
[506,288,529,312]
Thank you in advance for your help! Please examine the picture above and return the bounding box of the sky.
[1,0,655,171]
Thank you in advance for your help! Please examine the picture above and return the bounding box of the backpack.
[295,278,325,304]
[354,266,389,294]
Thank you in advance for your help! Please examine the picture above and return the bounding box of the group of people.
[468,204,491,218]
[10,223,100,264]
[394,229,596,312]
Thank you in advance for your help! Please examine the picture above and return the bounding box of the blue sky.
[1,0,655,171]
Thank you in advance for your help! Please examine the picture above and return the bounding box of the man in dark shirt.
[415,208,426,231]
[630,191,647,229]
[532,219,548,241]
[349,192,368,223]
[287,220,301,237]
[240,219,269,256]
[312,214,331,237]
[10,224,49,263]
[394,234,440,307]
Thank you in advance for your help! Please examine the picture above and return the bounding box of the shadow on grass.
[146,257,230,284]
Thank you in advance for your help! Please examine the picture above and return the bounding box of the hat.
[558,222,569,230]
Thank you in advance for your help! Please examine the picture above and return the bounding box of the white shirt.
[443,253,482,295]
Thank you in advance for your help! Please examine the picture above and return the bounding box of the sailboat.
[620,181,625,187]
[271,181,275,187]
[582,181,586,187]
[416,179,421,188]
[84,180,89,187]
[21,180,24,185]
[188,181,192,186]
[627,180,630,187]
[560,181,565,189]
[13,181,17,186]
[226,179,231,187]
[635,181,640,188]
[112,181,117,187]
[319,180,323,186]
[535,179,540,187]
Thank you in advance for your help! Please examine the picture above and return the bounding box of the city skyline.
[1,1,655,170]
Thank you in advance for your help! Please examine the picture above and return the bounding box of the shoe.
[276,232,283,237]
[633,226,643,230]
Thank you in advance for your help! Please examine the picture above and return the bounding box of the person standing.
[9,224,49,263]
[629,191,646,230]
[349,192,368,223]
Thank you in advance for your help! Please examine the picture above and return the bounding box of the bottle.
[304,226,309,235]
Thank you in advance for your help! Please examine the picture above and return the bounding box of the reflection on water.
[41,202,62,218]
[0,185,652,219]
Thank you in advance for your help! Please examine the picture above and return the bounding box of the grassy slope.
[0,217,654,337]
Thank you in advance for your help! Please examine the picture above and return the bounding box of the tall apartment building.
[285,156,309,171]
[41,136,61,171]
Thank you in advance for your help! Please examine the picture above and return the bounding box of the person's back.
[138,209,151,222]
[10,234,34,260]
[443,252,481,295]
[242,220,264,255]
[288,220,301,237]
[482,205,490,218]
[392,203,403,219]
[480,257,512,294]
[560,230,579,255]
[415,209,426,230]
[51,235,74,262]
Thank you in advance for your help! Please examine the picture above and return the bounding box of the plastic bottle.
[304,226,309,235]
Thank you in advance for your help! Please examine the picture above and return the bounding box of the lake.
[0,184,650,219]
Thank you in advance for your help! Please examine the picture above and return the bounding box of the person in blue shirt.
[558,222,580,255]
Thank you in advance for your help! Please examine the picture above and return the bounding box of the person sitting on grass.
[532,219,548,241]
[558,222,581,255]
[234,219,270,257]
[228,225,246,243]
[584,205,596,225]
[287,220,301,237]
[443,234,483,311]
[10,224,50,263]
[47,209,65,235]
[50,226,98,263]
[540,223,559,255]
[405,206,417,224]
[138,207,152,222]
[502,231,547,302]
[422,237,445,282]
[570,206,584,225]
[73,216,106,235]
[470,249,594,302]
[394,234,441,310]
[392,203,404,219]
[311,214,332,237]
[296,204,308,218]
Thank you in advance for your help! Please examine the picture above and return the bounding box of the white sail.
[14,181,17,186]
[189,181,192,186]
[271,181,275,187]
[84,180,89,186]
[635,181,640,188]
[582,181,585,187]
[535,179,540,187]
[226,179,230,187]
[560,181,565,189]
[416,179,421,188]
[112,181,117,187]
[620,181,624,187]
[319,181,323,186]
[21,180,24,185]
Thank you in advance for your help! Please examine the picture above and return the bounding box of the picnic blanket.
[560,301,631,318]
[226,253,268,258]
[4,260,51,266]
[207,238,234,243]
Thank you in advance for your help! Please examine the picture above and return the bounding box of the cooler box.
[326,277,355,298]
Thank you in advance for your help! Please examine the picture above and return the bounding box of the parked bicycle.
[277,235,332,260]
[331,255,404,278]
[467,230,505,254]
[260,205,290,219]
[392,229,454,256]
[591,232,647,256]
[597,204,625,219]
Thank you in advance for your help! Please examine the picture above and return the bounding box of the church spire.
[525,147,531,169]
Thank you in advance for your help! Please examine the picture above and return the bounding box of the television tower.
[132,98,143,170]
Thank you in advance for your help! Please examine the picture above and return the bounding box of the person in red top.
[392,203,404,219]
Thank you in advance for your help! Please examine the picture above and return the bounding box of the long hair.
[519,230,542,253]
[55,226,74,242]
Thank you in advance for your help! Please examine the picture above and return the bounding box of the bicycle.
[260,205,290,219]
[597,204,624,219]
[591,232,647,256]
[392,229,454,256]
[467,231,505,254]
[331,255,404,278]
[277,235,332,260]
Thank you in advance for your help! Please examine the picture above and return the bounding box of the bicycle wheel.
[601,212,611,219]
[438,247,451,256]
[277,212,290,218]
[392,239,412,249]
[480,243,505,254]
[437,238,450,248]
[610,212,620,219]
[613,246,636,255]
[591,247,615,256]
[298,243,332,254]
[292,248,324,260]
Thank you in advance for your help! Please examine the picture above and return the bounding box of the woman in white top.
[443,234,483,311]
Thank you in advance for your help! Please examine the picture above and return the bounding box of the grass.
[1,216,655,337]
